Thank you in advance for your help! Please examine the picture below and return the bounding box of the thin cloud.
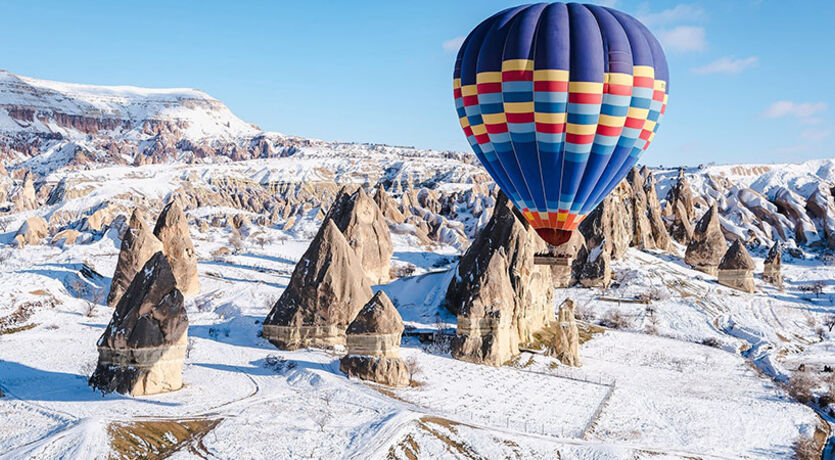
[761,101,827,119]
[692,56,758,74]
[442,36,465,53]
[638,4,707,27]
[657,26,706,53]
[800,128,832,142]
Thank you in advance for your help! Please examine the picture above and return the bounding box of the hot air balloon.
[453,3,668,248]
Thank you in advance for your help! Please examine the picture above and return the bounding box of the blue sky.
[0,1,832,166]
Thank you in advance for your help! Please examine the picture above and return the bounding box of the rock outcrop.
[578,180,632,261]
[576,240,611,287]
[762,242,782,287]
[547,299,581,367]
[11,170,37,211]
[13,216,47,248]
[684,203,726,275]
[51,229,80,246]
[446,192,554,366]
[326,186,393,284]
[89,252,188,396]
[644,172,671,250]
[153,200,199,296]
[373,184,406,224]
[717,240,755,293]
[108,209,165,307]
[806,184,835,249]
[339,291,409,387]
[627,167,654,249]
[263,219,373,350]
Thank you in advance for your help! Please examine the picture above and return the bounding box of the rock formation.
[644,172,671,250]
[13,216,47,248]
[545,230,586,288]
[153,200,199,296]
[108,209,165,307]
[89,252,188,396]
[51,229,80,246]
[339,291,409,387]
[667,169,695,222]
[717,240,755,293]
[627,167,654,249]
[578,180,632,261]
[11,170,37,211]
[774,187,819,244]
[684,202,727,275]
[446,192,554,366]
[576,240,611,287]
[806,184,835,249]
[547,299,581,367]
[373,184,406,224]
[326,186,393,284]
[762,242,782,287]
[263,219,373,350]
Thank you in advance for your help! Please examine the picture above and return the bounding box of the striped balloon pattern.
[453,3,669,246]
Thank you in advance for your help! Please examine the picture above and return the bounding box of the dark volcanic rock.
[685,202,727,275]
[90,252,188,396]
[263,219,373,350]
[107,209,164,307]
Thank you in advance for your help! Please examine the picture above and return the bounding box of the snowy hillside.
[1,71,834,459]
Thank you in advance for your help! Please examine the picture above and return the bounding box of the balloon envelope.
[453,2,668,246]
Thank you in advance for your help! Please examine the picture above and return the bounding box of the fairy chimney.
[644,172,671,250]
[326,186,393,284]
[339,291,409,387]
[547,299,581,367]
[762,243,783,287]
[89,252,188,396]
[446,192,554,366]
[153,200,200,296]
[373,184,406,224]
[627,167,654,249]
[107,209,165,307]
[685,202,727,275]
[717,240,755,293]
[263,219,373,350]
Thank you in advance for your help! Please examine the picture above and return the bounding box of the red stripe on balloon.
[477,82,502,94]
[535,122,566,134]
[633,76,653,88]
[605,83,632,96]
[534,81,568,92]
[506,112,534,123]
[624,117,644,129]
[475,133,490,144]
[566,133,595,144]
[568,92,603,104]
[502,70,533,81]
[485,123,509,134]
[462,95,479,106]
[453,88,462,98]
[596,125,623,137]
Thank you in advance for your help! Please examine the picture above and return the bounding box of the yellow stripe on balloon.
[453,78,461,89]
[566,123,598,135]
[502,59,534,72]
[459,116,470,129]
[476,71,502,84]
[534,112,567,123]
[633,65,655,78]
[504,102,534,113]
[533,69,569,81]
[605,72,633,86]
[461,85,478,97]
[470,124,487,136]
[643,119,657,131]
[597,114,626,127]
[568,81,604,93]
[481,112,507,124]
[627,107,649,119]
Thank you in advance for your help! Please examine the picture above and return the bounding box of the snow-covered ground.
[0,213,828,459]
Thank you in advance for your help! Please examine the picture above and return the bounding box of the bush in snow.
[792,435,820,460]
[600,309,631,330]
[263,354,297,373]
[788,371,815,404]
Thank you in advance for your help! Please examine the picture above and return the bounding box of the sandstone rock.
[326,186,393,284]
[446,192,554,366]
[627,167,654,249]
[666,169,695,222]
[13,216,47,248]
[89,252,188,396]
[547,299,581,367]
[108,209,165,307]
[339,291,409,387]
[546,230,586,288]
[644,172,671,250]
[685,202,726,275]
[51,229,80,246]
[576,240,611,287]
[669,199,695,244]
[774,187,818,244]
[578,180,632,260]
[11,170,37,211]
[717,240,755,293]
[806,184,835,249]
[373,184,405,224]
[263,219,373,350]
[153,200,199,296]
[763,242,783,287]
